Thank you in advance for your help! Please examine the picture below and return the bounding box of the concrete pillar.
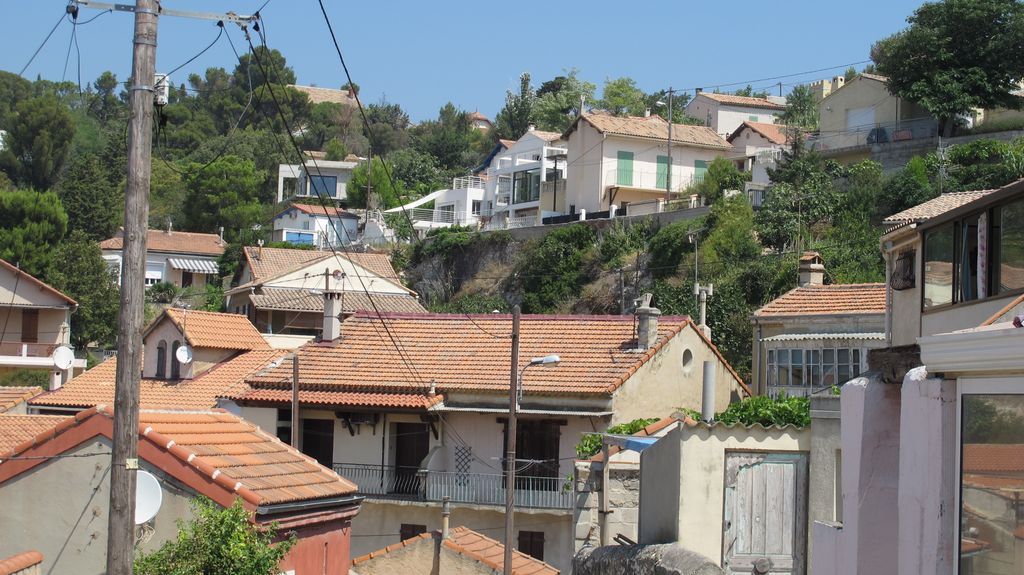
[897,367,956,575]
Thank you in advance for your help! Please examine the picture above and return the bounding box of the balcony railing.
[0,342,57,358]
[606,168,704,192]
[452,175,486,190]
[334,462,572,509]
[403,208,477,226]
[808,117,939,152]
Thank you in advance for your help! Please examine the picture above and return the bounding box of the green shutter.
[694,159,708,183]
[617,151,634,186]
[656,155,669,189]
[749,115,759,122]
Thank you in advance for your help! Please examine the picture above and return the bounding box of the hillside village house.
[225,305,749,572]
[683,91,787,139]
[0,259,84,389]
[271,202,360,248]
[479,127,566,229]
[100,227,225,288]
[750,252,887,397]
[561,112,732,218]
[469,111,493,131]
[277,157,360,204]
[383,175,487,234]
[0,407,363,575]
[812,178,1024,575]
[0,387,42,414]
[224,246,424,344]
[726,121,793,207]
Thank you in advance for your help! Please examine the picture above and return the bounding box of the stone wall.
[573,543,724,575]
[573,461,642,552]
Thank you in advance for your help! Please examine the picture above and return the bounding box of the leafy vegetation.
[576,417,660,459]
[713,394,811,428]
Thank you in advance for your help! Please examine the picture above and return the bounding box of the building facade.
[100,228,225,289]
[683,92,786,139]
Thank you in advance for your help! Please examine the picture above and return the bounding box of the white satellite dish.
[135,470,163,525]
[175,345,193,365]
[51,346,75,371]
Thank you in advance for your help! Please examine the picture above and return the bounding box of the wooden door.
[722,452,808,575]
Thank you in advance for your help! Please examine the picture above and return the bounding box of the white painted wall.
[102,250,219,288]
[276,160,357,203]
[684,94,781,138]
[272,209,359,247]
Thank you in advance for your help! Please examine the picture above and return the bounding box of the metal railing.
[809,117,939,152]
[452,175,486,190]
[540,179,566,195]
[605,169,704,192]
[333,463,572,509]
[0,342,57,358]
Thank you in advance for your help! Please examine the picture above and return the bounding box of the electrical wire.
[665,59,873,94]
[20,10,67,76]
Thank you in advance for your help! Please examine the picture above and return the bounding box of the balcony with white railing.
[333,462,572,510]
[452,175,486,190]
[606,168,704,193]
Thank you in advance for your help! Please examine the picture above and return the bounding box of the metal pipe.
[599,441,611,546]
[503,305,521,575]
[702,360,716,422]
[291,353,299,449]
[441,496,451,539]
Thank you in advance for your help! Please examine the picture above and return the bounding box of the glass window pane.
[924,223,955,308]
[822,364,836,387]
[810,364,822,387]
[999,198,1024,293]
[791,349,803,366]
[779,366,790,387]
[824,348,835,364]
[837,365,849,383]
[959,394,1024,573]
[309,175,337,197]
[838,349,850,364]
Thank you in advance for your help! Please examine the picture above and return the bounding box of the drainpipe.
[441,496,451,539]
[599,439,610,546]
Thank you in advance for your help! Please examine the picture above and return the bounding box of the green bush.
[647,219,702,279]
[514,224,597,313]
[576,417,659,459]
[0,369,49,388]
[429,293,509,314]
[714,394,810,428]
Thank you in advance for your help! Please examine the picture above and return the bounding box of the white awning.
[761,332,885,343]
[167,258,218,274]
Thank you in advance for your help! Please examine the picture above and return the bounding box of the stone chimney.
[634,293,661,350]
[322,290,343,341]
[799,251,825,287]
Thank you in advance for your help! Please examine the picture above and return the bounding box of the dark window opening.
[20,309,38,343]
[170,340,181,379]
[276,408,291,445]
[518,530,545,561]
[301,418,334,468]
[400,524,427,542]
[503,420,561,491]
[891,249,916,291]
[181,271,194,288]
[155,340,167,379]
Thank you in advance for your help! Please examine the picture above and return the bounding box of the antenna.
[135,470,163,524]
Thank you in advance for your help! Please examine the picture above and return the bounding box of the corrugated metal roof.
[761,332,885,342]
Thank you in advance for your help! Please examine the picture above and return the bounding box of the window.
[282,177,298,197]
[891,249,916,291]
[924,223,955,308]
[170,340,181,379]
[694,159,708,184]
[181,271,193,288]
[504,420,561,490]
[300,419,334,468]
[472,200,482,215]
[276,408,291,445]
[155,341,167,379]
[518,531,545,561]
[749,115,759,122]
[656,155,669,190]
[20,309,38,343]
[616,151,634,186]
[513,169,541,204]
[958,393,1024,574]
[400,524,426,541]
[995,197,1024,293]
[308,175,337,198]
[767,347,864,391]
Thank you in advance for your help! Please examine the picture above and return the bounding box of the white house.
[384,176,487,234]
[99,227,225,288]
[271,203,360,248]
[561,112,733,216]
[277,157,360,204]
[479,127,567,229]
[726,120,793,206]
[683,92,787,139]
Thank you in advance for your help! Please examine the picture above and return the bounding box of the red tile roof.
[753,284,887,318]
[0,259,76,306]
[0,414,69,453]
[0,406,358,506]
[161,309,271,351]
[963,444,1024,474]
[883,190,998,230]
[283,203,359,219]
[0,551,43,575]
[30,350,285,410]
[727,121,791,145]
[575,113,731,150]
[246,313,749,398]
[99,229,226,256]
[228,388,443,410]
[248,288,425,314]
[0,387,42,413]
[242,246,401,284]
[351,527,559,575]
[696,92,786,110]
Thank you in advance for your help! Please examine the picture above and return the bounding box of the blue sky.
[4,1,926,122]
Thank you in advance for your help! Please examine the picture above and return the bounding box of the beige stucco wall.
[565,120,605,215]
[142,317,234,379]
[0,437,196,575]
[818,76,932,151]
[0,308,69,348]
[611,326,741,424]
[349,500,572,573]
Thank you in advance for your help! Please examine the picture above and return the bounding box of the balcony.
[606,168,704,193]
[452,175,486,190]
[333,462,573,510]
[0,342,57,358]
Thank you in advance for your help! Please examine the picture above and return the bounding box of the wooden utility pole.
[291,352,300,449]
[503,305,521,575]
[107,0,157,572]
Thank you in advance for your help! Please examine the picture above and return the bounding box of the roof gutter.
[256,494,364,516]
[431,405,613,417]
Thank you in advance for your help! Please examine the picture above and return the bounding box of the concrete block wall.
[573,462,642,552]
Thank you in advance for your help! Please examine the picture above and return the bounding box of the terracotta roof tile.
[883,190,999,230]
[469,111,491,122]
[528,130,563,143]
[727,121,791,145]
[696,92,786,110]
[753,284,887,318]
[99,229,226,256]
[0,551,43,575]
[246,313,699,397]
[249,288,425,314]
[229,388,443,410]
[30,350,285,410]
[0,386,42,412]
[0,259,76,306]
[963,444,1024,474]
[163,309,270,351]
[282,203,359,219]
[242,247,401,284]
[578,113,731,150]
[859,73,888,83]
[0,414,70,453]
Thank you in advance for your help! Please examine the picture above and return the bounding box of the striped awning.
[761,332,885,343]
[167,258,218,274]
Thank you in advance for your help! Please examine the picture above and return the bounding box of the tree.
[135,498,294,575]
[90,71,123,122]
[695,157,751,203]
[323,138,348,161]
[389,148,443,197]
[57,153,121,240]
[348,156,402,209]
[871,0,1024,136]
[533,69,596,132]
[779,84,818,130]
[0,95,76,190]
[514,224,597,313]
[880,156,936,217]
[757,140,843,251]
[0,71,32,130]
[50,230,119,349]
[0,188,67,278]
[493,73,535,140]
[364,99,410,156]
[182,156,264,240]
[644,89,695,124]
[598,77,646,116]
[733,85,770,99]
[412,103,476,170]
[340,81,359,96]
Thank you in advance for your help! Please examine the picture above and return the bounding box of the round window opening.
[682,348,694,370]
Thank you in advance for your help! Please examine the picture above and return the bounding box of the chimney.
[166,218,173,234]
[527,123,536,132]
[322,290,343,341]
[441,496,451,539]
[644,108,651,117]
[634,293,661,350]
[798,251,825,287]
[701,360,716,422]
[695,87,703,94]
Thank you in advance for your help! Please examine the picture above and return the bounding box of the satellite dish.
[52,346,75,371]
[332,269,345,281]
[175,345,193,365]
[135,470,163,525]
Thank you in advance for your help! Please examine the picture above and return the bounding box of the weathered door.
[722,452,808,575]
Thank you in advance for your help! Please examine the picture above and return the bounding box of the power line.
[20,10,67,76]
[667,59,872,94]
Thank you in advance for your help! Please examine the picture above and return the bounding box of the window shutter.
[656,155,669,189]
[616,151,634,186]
